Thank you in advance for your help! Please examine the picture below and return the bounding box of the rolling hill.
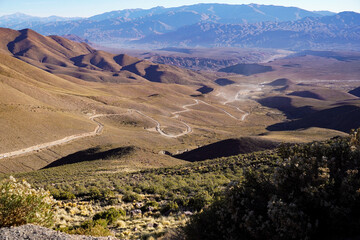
[0,28,210,84]
[174,137,279,162]
[257,74,360,133]
[0,27,359,175]
[0,28,217,173]
[0,48,201,173]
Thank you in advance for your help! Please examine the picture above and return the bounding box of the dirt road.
[0,98,247,160]
[172,100,200,118]
[132,110,192,138]
[216,90,250,121]
[0,113,121,160]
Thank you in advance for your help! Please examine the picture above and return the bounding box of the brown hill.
[71,50,122,72]
[257,96,316,119]
[266,78,294,86]
[258,78,360,133]
[267,105,360,133]
[114,54,140,66]
[0,51,196,173]
[1,27,358,174]
[0,28,20,54]
[0,27,210,85]
[0,53,98,155]
[288,90,324,100]
[6,29,93,66]
[288,88,356,101]
[174,137,279,162]
[42,146,136,169]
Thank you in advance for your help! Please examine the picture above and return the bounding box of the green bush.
[93,207,126,224]
[161,201,179,214]
[87,187,116,204]
[141,200,159,212]
[50,189,75,200]
[188,191,213,211]
[184,130,360,240]
[61,219,113,237]
[89,186,102,200]
[122,191,143,202]
[0,176,55,227]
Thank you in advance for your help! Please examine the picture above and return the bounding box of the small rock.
[135,202,143,208]
[130,209,142,216]
[184,211,193,216]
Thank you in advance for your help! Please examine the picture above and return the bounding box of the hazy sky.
[0,0,359,17]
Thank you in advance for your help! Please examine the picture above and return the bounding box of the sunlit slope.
[0,28,210,85]
[0,53,98,152]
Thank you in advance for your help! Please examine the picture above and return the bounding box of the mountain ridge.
[0,27,210,85]
[135,11,360,50]
[2,4,353,50]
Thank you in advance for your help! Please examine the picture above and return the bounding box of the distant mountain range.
[136,11,360,50]
[0,12,81,29]
[1,4,359,50]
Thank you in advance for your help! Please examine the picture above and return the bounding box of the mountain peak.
[0,12,32,18]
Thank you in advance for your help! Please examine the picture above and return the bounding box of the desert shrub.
[141,200,159,212]
[173,196,189,208]
[0,176,55,227]
[50,189,75,200]
[89,186,102,200]
[87,187,116,204]
[122,191,143,202]
[188,191,213,211]
[62,219,113,237]
[184,130,360,240]
[93,207,126,224]
[161,201,179,214]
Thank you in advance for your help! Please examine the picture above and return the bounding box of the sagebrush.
[0,176,55,227]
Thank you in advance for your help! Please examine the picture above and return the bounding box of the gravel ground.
[0,224,119,240]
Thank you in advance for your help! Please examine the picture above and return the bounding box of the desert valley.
[0,2,360,240]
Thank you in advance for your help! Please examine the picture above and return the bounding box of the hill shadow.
[197,85,214,94]
[42,146,135,169]
[266,105,360,133]
[349,87,360,98]
[288,91,324,100]
[215,78,235,86]
[7,29,29,55]
[257,96,316,119]
[218,63,273,76]
[173,137,278,162]
[266,78,294,86]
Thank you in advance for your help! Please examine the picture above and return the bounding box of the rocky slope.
[0,3,337,49]
[136,12,360,50]
[0,225,117,240]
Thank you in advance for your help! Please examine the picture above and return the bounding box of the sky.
[0,0,359,17]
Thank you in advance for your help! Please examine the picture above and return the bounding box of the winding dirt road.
[0,107,193,160]
[0,98,248,160]
[172,100,200,118]
[132,109,192,138]
[0,113,123,160]
[216,90,250,121]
